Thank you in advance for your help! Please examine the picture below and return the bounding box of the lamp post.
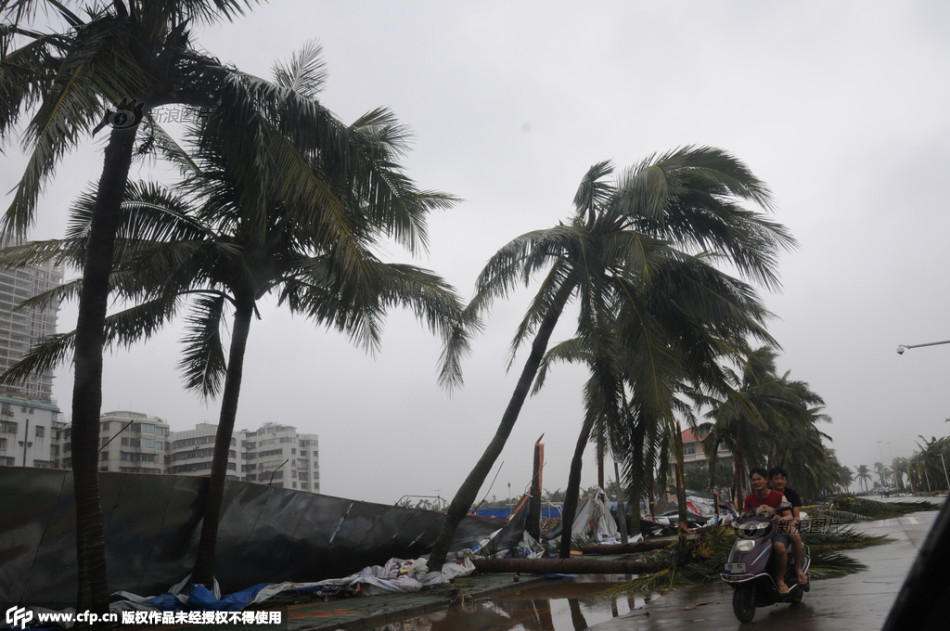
[896,339,950,354]
[897,340,950,492]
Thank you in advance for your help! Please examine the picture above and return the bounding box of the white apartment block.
[243,423,320,493]
[44,413,321,494]
[56,410,169,473]
[167,421,320,493]
[0,395,60,468]
[167,422,247,480]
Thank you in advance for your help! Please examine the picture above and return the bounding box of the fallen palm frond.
[600,523,885,594]
[806,550,867,579]
[812,496,940,521]
[804,508,870,524]
[804,526,892,551]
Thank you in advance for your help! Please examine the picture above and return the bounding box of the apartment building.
[0,240,63,403]
[56,410,169,473]
[0,395,60,467]
[167,422,247,480]
[166,421,320,493]
[0,241,63,467]
[242,423,320,492]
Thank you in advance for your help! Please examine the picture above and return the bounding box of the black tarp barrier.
[0,468,515,607]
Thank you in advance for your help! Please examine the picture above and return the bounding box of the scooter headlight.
[736,539,755,552]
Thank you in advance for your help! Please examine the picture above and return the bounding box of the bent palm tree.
[1,0,264,615]
[429,147,795,568]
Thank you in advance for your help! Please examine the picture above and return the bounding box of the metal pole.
[22,417,30,466]
[268,458,289,486]
[896,339,950,354]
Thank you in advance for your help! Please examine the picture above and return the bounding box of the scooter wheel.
[790,585,804,604]
[732,586,755,623]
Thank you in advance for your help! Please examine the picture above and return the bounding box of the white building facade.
[56,410,169,473]
[243,423,319,492]
[167,422,247,480]
[168,421,319,493]
[0,395,60,468]
[0,241,63,403]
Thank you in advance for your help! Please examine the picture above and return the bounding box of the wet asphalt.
[586,506,938,630]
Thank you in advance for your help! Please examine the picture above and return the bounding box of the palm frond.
[178,293,227,397]
[271,39,326,99]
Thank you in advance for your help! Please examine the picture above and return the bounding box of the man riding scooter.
[742,467,797,594]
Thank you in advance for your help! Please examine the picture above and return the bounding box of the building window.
[35,425,45,438]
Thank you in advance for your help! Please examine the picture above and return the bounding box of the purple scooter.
[720,509,811,622]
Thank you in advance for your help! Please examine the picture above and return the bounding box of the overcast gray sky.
[7,1,950,504]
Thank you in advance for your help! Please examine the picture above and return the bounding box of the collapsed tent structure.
[0,468,527,608]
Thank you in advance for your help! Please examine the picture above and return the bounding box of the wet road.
[588,509,937,631]
[373,507,938,630]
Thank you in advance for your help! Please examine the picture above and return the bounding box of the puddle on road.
[373,574,648,631]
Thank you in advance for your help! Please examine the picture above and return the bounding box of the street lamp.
[896,339,950,354]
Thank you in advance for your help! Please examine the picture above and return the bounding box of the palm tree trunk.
[427,282,574,570]
[72,124,138,623]
[732,426,744,506]
[559,415,595,557]
[192,299,254,588]
[627,419,646,538]
[671,419,689,537]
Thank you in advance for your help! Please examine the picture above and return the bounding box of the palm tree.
[1,1,265,615]
[855,464,873,493]
[428,147,795,568]
[700,348,836,503]
[835,462,854,494]
[1,44,465,588]
[535,251,782,554]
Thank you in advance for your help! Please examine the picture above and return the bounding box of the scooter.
[720,513,811,622]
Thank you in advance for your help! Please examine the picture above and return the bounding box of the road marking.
[906,516,918,524]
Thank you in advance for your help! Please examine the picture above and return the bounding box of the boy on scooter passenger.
[742,467,795,594]
[769,466,808,588]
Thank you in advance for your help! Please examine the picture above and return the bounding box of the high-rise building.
[0,241,63,403]
[0,240,63,467]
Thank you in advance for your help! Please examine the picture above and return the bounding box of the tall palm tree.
[428,147,795,568]
[1,0,264,615]
[855,464,873,493]
[1,45,465,588]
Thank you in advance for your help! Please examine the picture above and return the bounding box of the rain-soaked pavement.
[373,507,938,631]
